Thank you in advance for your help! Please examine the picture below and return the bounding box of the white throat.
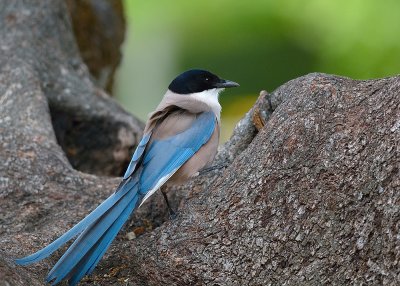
[162,88,224,121]
[189,88,223,118]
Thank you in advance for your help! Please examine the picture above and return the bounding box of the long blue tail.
[15,176,141,285]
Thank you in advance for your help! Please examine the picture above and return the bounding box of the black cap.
[169,69,239,94]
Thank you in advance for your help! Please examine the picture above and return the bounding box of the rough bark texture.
[128,75,399,286]
[1,1,399,286]
[66,0,126,94]
[0,0,143,178]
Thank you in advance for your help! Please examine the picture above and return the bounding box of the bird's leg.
[161,186,176,219]
[199,163,228,175]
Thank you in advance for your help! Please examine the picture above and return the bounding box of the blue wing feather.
[123,133,152,180]
[141,111,216,191]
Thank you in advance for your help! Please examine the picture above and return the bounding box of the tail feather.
[15,178,137,266]
[67,195,139,286]
[46,184,139,284]
[87,196,139,276]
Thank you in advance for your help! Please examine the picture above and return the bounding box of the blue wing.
[138,111,216,203]
[15,110,216,286]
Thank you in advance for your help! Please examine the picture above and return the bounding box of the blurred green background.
[114,0,400,141]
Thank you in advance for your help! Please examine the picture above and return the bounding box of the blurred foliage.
[114,0,400,141]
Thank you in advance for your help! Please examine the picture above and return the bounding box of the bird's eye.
[205,77,209,81]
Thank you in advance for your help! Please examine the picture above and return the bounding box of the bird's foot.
[161,189,177,219]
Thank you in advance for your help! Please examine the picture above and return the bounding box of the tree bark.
[65,0,126,94]
[1,1,399,286]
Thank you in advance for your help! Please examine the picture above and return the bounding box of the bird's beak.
[215,79,240,88]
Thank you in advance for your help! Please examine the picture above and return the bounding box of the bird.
[15,69,239,285]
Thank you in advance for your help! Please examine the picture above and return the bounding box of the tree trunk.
[1,1,399,285]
